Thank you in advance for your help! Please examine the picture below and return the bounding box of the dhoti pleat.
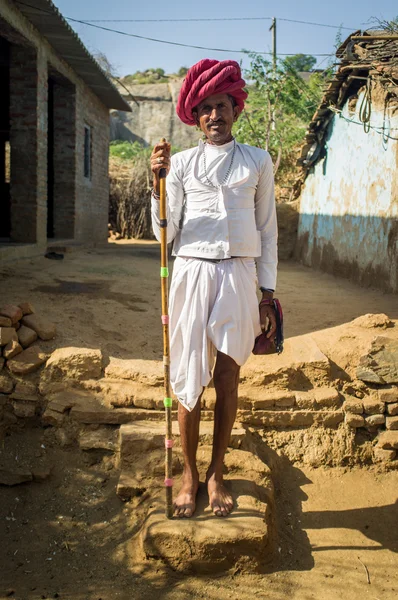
[169,257,262,411]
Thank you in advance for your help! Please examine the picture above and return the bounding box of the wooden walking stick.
[158,138,173,519]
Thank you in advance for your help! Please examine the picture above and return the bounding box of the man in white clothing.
[150,59,277,518]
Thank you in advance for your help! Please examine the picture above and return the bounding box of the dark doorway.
[47,77,55,238]
[0,36,10,239]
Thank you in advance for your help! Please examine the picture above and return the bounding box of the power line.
[74,16,357,31]
[14,2,336,58]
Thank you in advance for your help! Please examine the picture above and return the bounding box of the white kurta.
[151,139,278,411]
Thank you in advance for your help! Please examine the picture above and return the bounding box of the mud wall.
[296,88,398,292]
[110,81,200,150]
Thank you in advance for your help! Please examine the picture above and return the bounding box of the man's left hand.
[260,304,277,340]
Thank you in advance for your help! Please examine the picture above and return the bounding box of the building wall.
[296,88,398,292]
[0,0,111,247]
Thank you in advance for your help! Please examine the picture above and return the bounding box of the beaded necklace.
[202,139,236,188]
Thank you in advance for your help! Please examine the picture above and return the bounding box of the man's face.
[193,93,241,145]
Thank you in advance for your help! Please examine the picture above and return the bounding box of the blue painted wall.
[297,87,398,292]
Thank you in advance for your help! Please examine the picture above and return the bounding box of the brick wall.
[1,0,111,249]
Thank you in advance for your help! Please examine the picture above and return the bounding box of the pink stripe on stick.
[165,439,174,449]
[164,478,174,487]
[161,315,169,325]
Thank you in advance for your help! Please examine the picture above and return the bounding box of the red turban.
[176,59,248,126]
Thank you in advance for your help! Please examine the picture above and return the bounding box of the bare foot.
[206,473,233,517]
[173,471,199,518]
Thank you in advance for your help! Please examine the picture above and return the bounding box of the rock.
[21,314,56,340]
[42,408,65,426]
[46,389,90,413]
[250,391,295,410]
[11,381,37,399]
[0,316,12,327]
[386,416,398,430]
[18,302,35,315]
[343,398,363,414]
[32,467,52,482]
[345,413,365,428]
[362,397,385,415]
[377,431,398,449]
[365,414,385,427]
[387,403,398,416]
[378,387,398,404]
[373,448,396,462]
[0,304,23,325]
[0,373,14,394]
[295,391,316,409]
[0,468,32,486]
[42,347,102,381]
[11,400,37,418]
[3,338,23,360]
[0,327,17,347]
[104,357,163,386]
[356,337,398,384]
[79,428,119,452]
[116,472,146,501]
[313,387,341,409]
[351,313,393,329]
[241,410,343,428]
[139,448,274,573]
[17,325,38,349]
[55,428,75,447]
[7,346,48,375]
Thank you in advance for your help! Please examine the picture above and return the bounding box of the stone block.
[386,416,398,430]
[316,411,344,427]
[79,428,119,452]
[42,408,65,427]
[0,468,32,486]
[351,314,393,329]
[0,316,12,327]
[42,347,102,381]
[373,448,396,463]
[362,397,385,415]
[313,387,341,409]
[104,357,163,386]
[0,373,14,394]
[3,338,23,360]
[21,314,56,341]
[343,398,363,414]
[356,337,398,384]
[116,472,146,501]
[7,346,48,375]
[11,400,36,418]
[0,327,16,347]
[140,449,274,573]
[378,387,398,404]
[0,304,23,325]
[295,391,316,409]
[365,414,385,427]
[274,392,296,408]
[376,431,398,449]
[18,302,35,315]
[387,403,398,416]
[17,325,38,349]
[70,403,176,425]
[12,381,37,399]
[45,389,88,413]
[345,413,365,428]
[251,391,295,410]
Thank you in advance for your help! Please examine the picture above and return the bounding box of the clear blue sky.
[54,0,397,76]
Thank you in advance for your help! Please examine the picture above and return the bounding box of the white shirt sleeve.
[254,152,278,290]
[151,154,185,244]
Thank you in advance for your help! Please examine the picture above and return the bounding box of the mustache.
[207,119,225,127]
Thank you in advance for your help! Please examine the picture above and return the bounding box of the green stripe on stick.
[164,397,172,407]
[160,267,169,278]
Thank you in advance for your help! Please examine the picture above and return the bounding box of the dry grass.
[109,156,154,239]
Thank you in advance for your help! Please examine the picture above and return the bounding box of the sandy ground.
[1,241,398,599]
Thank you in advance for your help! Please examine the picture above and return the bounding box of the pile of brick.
[343,388,398,432]
[0,303,56,418]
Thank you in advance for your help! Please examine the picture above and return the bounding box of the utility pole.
[269,17,277,71]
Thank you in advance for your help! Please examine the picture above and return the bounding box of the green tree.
[234,53,324,184]
[283,53,317,72]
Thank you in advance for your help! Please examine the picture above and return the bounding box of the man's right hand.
[150,141,171,195]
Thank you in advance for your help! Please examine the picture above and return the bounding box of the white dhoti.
[169,256,262,411]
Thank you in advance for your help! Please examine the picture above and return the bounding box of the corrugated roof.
[12,0,131,112]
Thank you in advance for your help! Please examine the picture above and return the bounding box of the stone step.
[119,422,246,467]
[376,430,398,449]
[137,448,275,573]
